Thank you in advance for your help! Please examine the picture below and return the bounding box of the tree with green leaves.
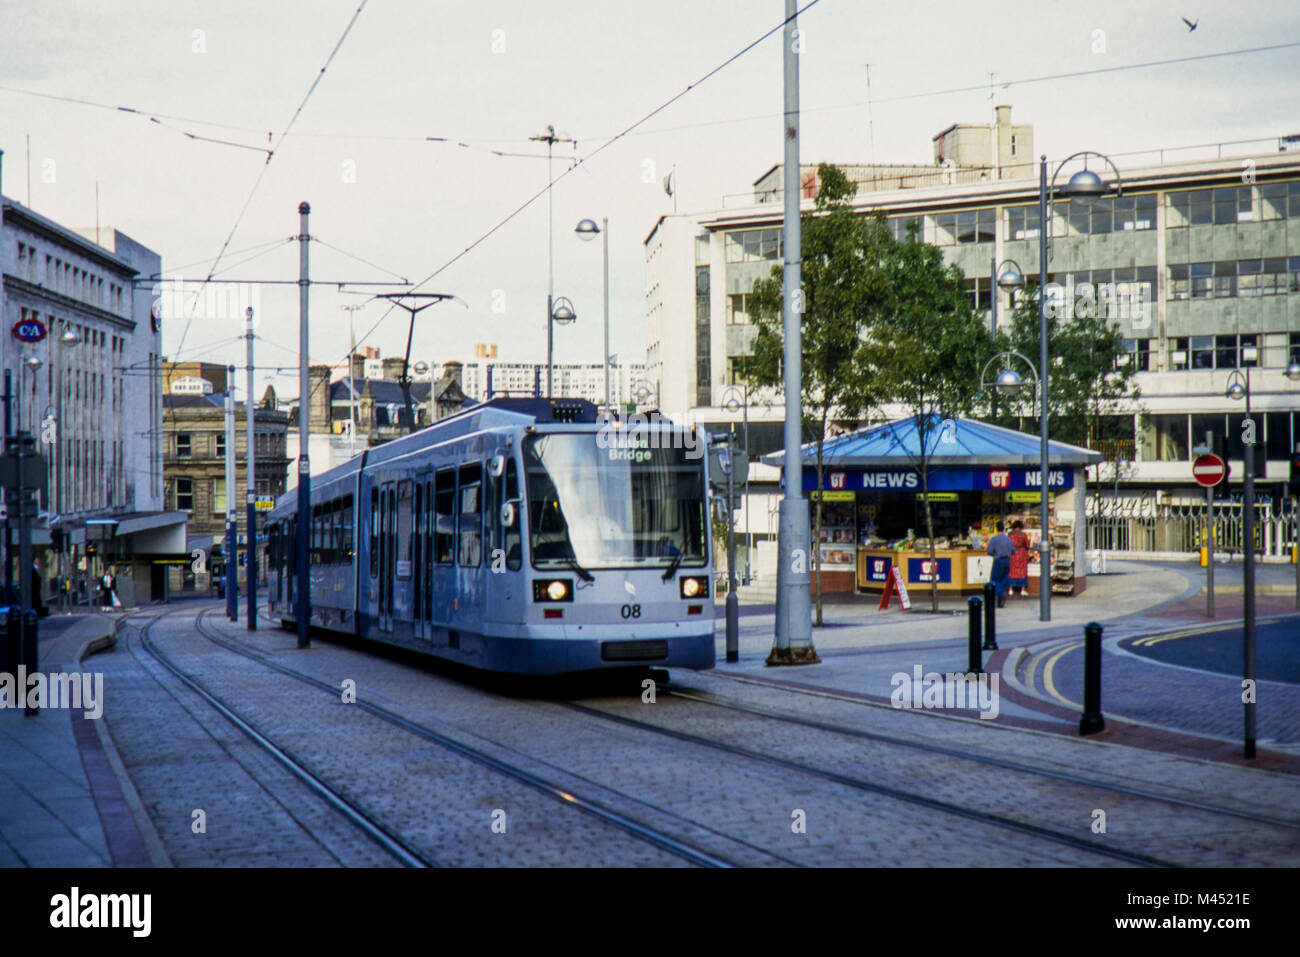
[740,163,893,625]
[987,282,1143,484]
[854,229,996,613]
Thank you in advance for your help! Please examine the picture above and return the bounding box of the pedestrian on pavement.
[986,522,1015,607]
[100,569,116,611]
[1008,520,1031,597]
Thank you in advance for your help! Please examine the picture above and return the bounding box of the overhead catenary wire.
[171,0,371,363]
[344,0,827,373]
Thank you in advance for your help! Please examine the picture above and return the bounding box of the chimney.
[442,360,463,390]
[382,356,406,381]
[308,364,332,433]
[996,104,1012,128]
[350,352,366,379]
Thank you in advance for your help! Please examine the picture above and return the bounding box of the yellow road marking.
[1042,641,1084,708]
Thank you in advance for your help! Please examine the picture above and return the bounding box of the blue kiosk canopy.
[762,414,1104,492]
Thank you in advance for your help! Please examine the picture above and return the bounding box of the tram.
[265,397,715,674]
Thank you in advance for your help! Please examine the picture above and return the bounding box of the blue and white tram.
[265,397,715,674]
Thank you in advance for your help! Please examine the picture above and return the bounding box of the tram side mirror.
[488,455,506,478]
[712,497,727,524]
[500,500,519,527]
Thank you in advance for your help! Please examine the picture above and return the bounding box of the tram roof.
[762,414,1104,469]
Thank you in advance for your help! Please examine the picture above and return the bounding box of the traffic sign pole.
[1192,448,1226,619]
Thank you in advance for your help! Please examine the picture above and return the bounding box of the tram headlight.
[532,579,574,603]
[679,576,709,599]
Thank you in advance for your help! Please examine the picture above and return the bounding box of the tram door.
[412,475,431,642]
[377,483,394,632]
[483,456,519,625]
[395,479,413,634]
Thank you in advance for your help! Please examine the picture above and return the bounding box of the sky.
[3,0,1299,400]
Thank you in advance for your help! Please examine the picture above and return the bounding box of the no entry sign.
[1192,453,1226,487]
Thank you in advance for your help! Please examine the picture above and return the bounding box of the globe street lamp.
[989,258,1025,335]
[575,218,611,413]
[1037,151,1124,621]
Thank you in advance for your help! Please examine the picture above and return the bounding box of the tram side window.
[311,505,321,564]
[342,494,353,561]
[504,459,521,570]
[458,463,482,567]
[434,468,455,564]
[369,487,379,577]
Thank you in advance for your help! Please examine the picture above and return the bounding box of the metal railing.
[1086,497,1298,557]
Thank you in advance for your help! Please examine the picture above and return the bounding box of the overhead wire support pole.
[769,0,817,666]
[531,125,575,398]
[225,365,238,621]
[296,202,311,649]
[246,307,257,631]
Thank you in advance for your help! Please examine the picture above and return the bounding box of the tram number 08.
[620,604,642,619]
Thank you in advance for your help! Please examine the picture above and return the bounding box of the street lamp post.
[54,328,80,613]
[549,297,577,397]
[1037,152,1123,621]
[1227,364,1257,758]
[575,218,611,413]
[1287,360,1300,609]
[722,385,751,583]
[532,125,575,398]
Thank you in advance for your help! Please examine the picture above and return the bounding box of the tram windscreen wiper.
[555,552,594,583]
[660,549,684,583]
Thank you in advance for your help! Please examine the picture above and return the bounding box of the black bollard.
[967,596,983,674]
[2,608,17,684]
[22,609,37,715]
[982,581,998,650]
[1080,621,1105,736]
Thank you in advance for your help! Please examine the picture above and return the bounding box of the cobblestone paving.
[185,611,1133,866]
[674,670,1300,865]
[104,604,1300,866]
[98,619,396,867]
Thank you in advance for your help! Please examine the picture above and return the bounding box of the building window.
[727,293,751,326]
[213,478,227,515]
[1004,204,1039,240]
[176,477,193,512]
[216,432,226,458]
[695,265,711,408]
[176,433,192,457]
[889,215,922,242]
[1120,338,1152,372]
[724,228,781,263]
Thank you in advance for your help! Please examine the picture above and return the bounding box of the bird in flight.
[1181,17,1199,31]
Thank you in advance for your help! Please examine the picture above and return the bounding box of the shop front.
[769,416,1103,596]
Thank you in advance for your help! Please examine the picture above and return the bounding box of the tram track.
[663,686,1300,833]
[560,698,1191,868]
[188,609,742,868]
[126,610,435,867]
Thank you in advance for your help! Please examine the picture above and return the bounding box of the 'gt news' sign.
[804,467,1073,493]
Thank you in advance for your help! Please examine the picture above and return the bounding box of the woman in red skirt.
[1008,521,1031,597]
